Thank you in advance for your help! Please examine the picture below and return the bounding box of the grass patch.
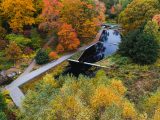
[0,51,14,71]
[69,50,84,60]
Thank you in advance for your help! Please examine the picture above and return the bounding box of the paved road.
[6,87,25,108]
[5,45,94,107]
[5,29,104,108]
[7,53,75,88]
[5,53,75,107]
[18,60,36,79]
[18,37,55,78]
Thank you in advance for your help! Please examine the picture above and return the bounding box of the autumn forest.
[0,0,160,120]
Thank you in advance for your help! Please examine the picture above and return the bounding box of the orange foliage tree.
[60,0,105,43]
[57,23,80,51]
[39,0,106,52]
[56,44,65,53]
[49,51,59,60]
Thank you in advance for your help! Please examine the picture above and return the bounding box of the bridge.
[5,28,104,108]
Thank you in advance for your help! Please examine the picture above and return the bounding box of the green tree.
[30,29,42,49]
[35,50,49,65]
[100,0,118,9]
[0,26,7,39]
[5,34,31,47]
[144,20,160,44]
[0,92,7,120]
[119,30,159,64]
[119,0,132,10]
[0,111,7,120]
[0,92,7,111]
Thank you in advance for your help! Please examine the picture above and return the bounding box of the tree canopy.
[119,0,160,33]
[20,72,138,120]
[1,0,36,32]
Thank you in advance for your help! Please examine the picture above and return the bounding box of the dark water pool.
[63,29,121,76]
[79,29,121,63]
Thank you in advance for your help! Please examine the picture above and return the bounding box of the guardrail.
[68,59,107,68]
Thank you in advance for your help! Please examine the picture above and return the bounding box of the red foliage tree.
[0,40,7,50]
[5,42,22,63]
[153,14,160,26]
[56,44,64,53]
[110,6,116,14]
[39,0,63,31]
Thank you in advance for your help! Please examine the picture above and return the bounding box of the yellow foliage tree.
[145,91,160,115]
[78,19,98,43]
[42,74,58,88]
[91,86,122,108]
[110,79,127,96]
[153,105,160,120]
[21,72,140,120]
[51,95,82,119]
[119,0,160,33]
[122,101,137,120]
[1,0,36,32]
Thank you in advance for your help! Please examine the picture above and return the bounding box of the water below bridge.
[64,28,122,76]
